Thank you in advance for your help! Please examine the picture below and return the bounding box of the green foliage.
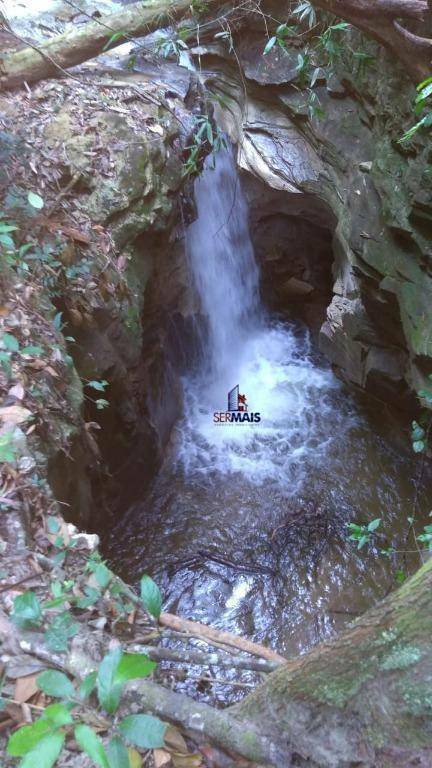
[155,31,189,61]
[0,329,45,381]
[44,611,80,652]
[27,191,44,210]
[75,724,109,767]
[183,115,227,178]
[97,648,155,714]
[0,432,19,463]
[400,77,432,142]
[11,592,42,628]
[418,523,432,550]
[318,21,350,66]
[106,737,130,768]
[118,714,166,749]
[411,420,426,453]
[293,1,317,29]
[7,646,163,768]
[36,671,76,699]
[140,574,162,619]
[347,517,381,549]
[263,23,297,55]
[21,732,65,768]
[102,31,126,52]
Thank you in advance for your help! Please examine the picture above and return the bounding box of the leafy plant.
[293,1,317,29]
[0,432,19,463]
[27,191,44,210]
[400,76,432,142]
[347,517,381,549]
[183,115,227,178]
[7,649,164,768]
[102,31,126,52]
[140,574,162,620]
[155,29,190,61]
[318,21,350,66]
[418,522,432,551]
[263,23,297,55]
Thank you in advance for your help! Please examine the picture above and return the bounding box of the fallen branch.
[0,0,194,90]
[159,612,287,664]
[133,644,280,673]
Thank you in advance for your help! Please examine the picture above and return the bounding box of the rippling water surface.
[107,149,430,662]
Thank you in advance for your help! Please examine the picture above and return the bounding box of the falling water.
[107,147,431,679]
[186,150,260,378]
[178,148,351,487]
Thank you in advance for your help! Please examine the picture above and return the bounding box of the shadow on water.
[105,149,432,700]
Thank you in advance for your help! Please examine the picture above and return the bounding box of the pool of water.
[106,150,431,665]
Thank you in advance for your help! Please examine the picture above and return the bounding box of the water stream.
[107,149,430,670]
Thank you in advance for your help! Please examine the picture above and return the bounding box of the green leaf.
[0,432,16,462]
[47,517,61,533]
[88,380,108,392]
[358,534,369,550]
[53,312,63,331]
[106,736,130,768]
[140,575,162,620]
[0,233,15,248]
[413,440,425,453]
[76,586,101,609]
[115,653,156,684]
[20,732,65,768]
[94,562,112,588]
[21,345,44,356]
[27,191,44,209]
[367,518,381,533]
[96,398,109,410]
[102,31,125,51]
[118,714,166,749]
[79,670,98,700]
[0,223,18,233]
[37,670,76,699]
[11,591,42,628]
[263,36,276,54]
[75,724,109,768]
[2,333,19,352]
[97,647,123,714]
[44,611,80,652]
[7,719,53,756]
[42,703,74,727]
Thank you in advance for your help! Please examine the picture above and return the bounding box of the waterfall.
[186,149,261,379]
[178,146,352,488]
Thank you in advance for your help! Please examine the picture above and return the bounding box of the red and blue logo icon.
[214,385,261,423]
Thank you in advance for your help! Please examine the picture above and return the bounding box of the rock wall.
[0,61,202,528]
[193,25,432,407]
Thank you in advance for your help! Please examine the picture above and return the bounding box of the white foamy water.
[177,148,354,489]
[107,146,431,669]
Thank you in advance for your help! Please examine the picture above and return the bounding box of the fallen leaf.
[8,383,25,400]
[128,748,142,768]
[61,227,90,244]
[172,754,202,768]
[14,675,38,704]
[43,366,59,378]
[0,405,32,425]
[154,749,171,768]
[148,124,164,136]
[165,727,188,754]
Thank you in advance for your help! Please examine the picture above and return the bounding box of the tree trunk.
[312,0,432,80]
[0,0,431,89]
[0,0,193,90]
[231,558,432,767]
